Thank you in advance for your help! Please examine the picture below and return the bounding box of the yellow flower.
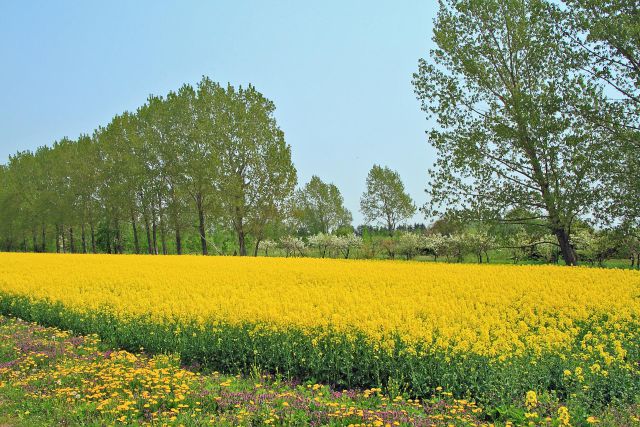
[0,252,639,400]
[557,406,571,426]
[525,390,538,409]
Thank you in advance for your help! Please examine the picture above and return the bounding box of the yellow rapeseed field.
[0,253,638,359]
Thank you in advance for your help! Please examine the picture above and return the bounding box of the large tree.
[3,151,39,251]
[294,176,352,235]
[218,84,297,256]
[138,91,198,255]
[360,165,416,236]
[161,88,196,255]
[188,79,226,256]
[413,0,607,266]
[562,0,640,229]
[50,139,81,253]
[67,135,100,253]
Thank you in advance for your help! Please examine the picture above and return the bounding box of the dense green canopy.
[0,77,297,256]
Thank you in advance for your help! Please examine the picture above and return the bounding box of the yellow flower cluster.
[525,390,538,409]
[0,253,639,359]
[0,319,200,424]
[557,406,571,426]
[2,316,494,426]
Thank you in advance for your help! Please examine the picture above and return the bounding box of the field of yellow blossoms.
[0,253,638,424]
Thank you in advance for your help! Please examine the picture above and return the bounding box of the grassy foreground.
[0,315,479,426]
[1,316,637,426]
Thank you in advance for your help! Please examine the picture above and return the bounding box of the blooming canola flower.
[0,253,638,359]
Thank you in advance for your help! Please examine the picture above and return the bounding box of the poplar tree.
[218,84,297,256]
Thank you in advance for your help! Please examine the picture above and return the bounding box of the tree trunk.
[254,238,262,257]
[175,226,182,255]
[69,227,75,254]
[41,224,46,253]
[131,211,140,255]
[90,222,97,254]
[61,225,66,253]
[554,228,577,266]
[143,208,152,254]
[157,193,167,255]
[151,213,158,255]
[106,226,112,254]
[527,142,577,267]
[238,231,247,256]
[169,187,182,255]
[81,223,87,254]
[161,230,167,255]
[114,219,123,254]
[196,193,208,256]
[236,210,247,257]
[56,226,60,253]
[32,230,38,253]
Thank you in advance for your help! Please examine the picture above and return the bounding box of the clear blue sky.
[0,1,437,225]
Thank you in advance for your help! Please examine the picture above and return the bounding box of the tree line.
[258,215,639,268]
[0,77,417,256]
[0,78,299,256]
[3,0,637,266]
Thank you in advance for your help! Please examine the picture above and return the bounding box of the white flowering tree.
[257,239,278,257]
[332,234,363,259]
[573,229,597,264]
[423,233,447,262]
[465,230,496,264]
[537,237,560,264]
[307,232,334,258]
[397,232,422,260]
[279,236,306,258]
[570,229,618,266]
[440,234,468,263]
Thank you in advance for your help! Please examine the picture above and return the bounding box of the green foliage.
[293,176,352,236]
[412,0,611,266]
[360,165,415,236]
[562,0,640,234]
[0,77,296,257]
